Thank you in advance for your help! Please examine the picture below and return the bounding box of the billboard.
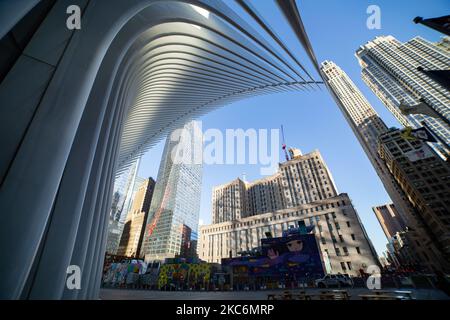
[222,234,324,278]
[405,144,435,162]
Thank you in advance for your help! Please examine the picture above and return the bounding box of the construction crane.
[281,125,289,161]
[146,185,171,238]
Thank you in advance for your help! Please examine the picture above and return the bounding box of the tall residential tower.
[321,60,445,271]
[321,60,415,224]
[355,36,450,155]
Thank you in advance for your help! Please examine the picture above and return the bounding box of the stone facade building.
[200,150,379,276]
[378,128,450,271]
[117,178,155,257]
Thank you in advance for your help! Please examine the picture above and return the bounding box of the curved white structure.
[0,0,321,299]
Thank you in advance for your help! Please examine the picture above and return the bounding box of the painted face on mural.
[286,240,303,252]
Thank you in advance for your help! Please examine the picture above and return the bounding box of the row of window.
[204,201,349,233]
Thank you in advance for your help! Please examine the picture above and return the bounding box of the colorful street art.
[157,263,211,288]
[222,234,324,278]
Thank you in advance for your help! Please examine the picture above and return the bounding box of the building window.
[356,247,361,254]
[351,234,355,241]
[340,262,346,271]
[343,247,349,255]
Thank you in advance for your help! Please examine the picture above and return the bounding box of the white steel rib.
[115,1,322,175]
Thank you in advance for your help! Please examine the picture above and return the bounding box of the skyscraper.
[105,219,123,255]
[372,204,407,240]
[436,36,450,53]
[200,149,379,276]
[212,178,248,224]
[212,148,339,225]
[178,224,198,260]
[377,128,450,271]
[117,177,155,257]
[321,60,444,271]
[355,36,450,155]
[141,121,203,262]
[105,158,141,254]
[321,60,416,226]
[122,175,147,223]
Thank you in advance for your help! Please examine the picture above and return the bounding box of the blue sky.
[138,0,449,256]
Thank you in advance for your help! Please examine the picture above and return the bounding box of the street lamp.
[413,15,450,36]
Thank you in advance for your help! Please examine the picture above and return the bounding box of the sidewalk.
[99,287,450,300]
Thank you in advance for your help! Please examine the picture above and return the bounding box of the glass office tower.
[141,120,203,261]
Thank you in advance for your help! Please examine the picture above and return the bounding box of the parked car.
[315,274,353,288]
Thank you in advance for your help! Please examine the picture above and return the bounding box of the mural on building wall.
[222,234,324,278]
[157,263,211,288]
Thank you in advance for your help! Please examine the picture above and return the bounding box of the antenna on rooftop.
[281,125,290,161]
